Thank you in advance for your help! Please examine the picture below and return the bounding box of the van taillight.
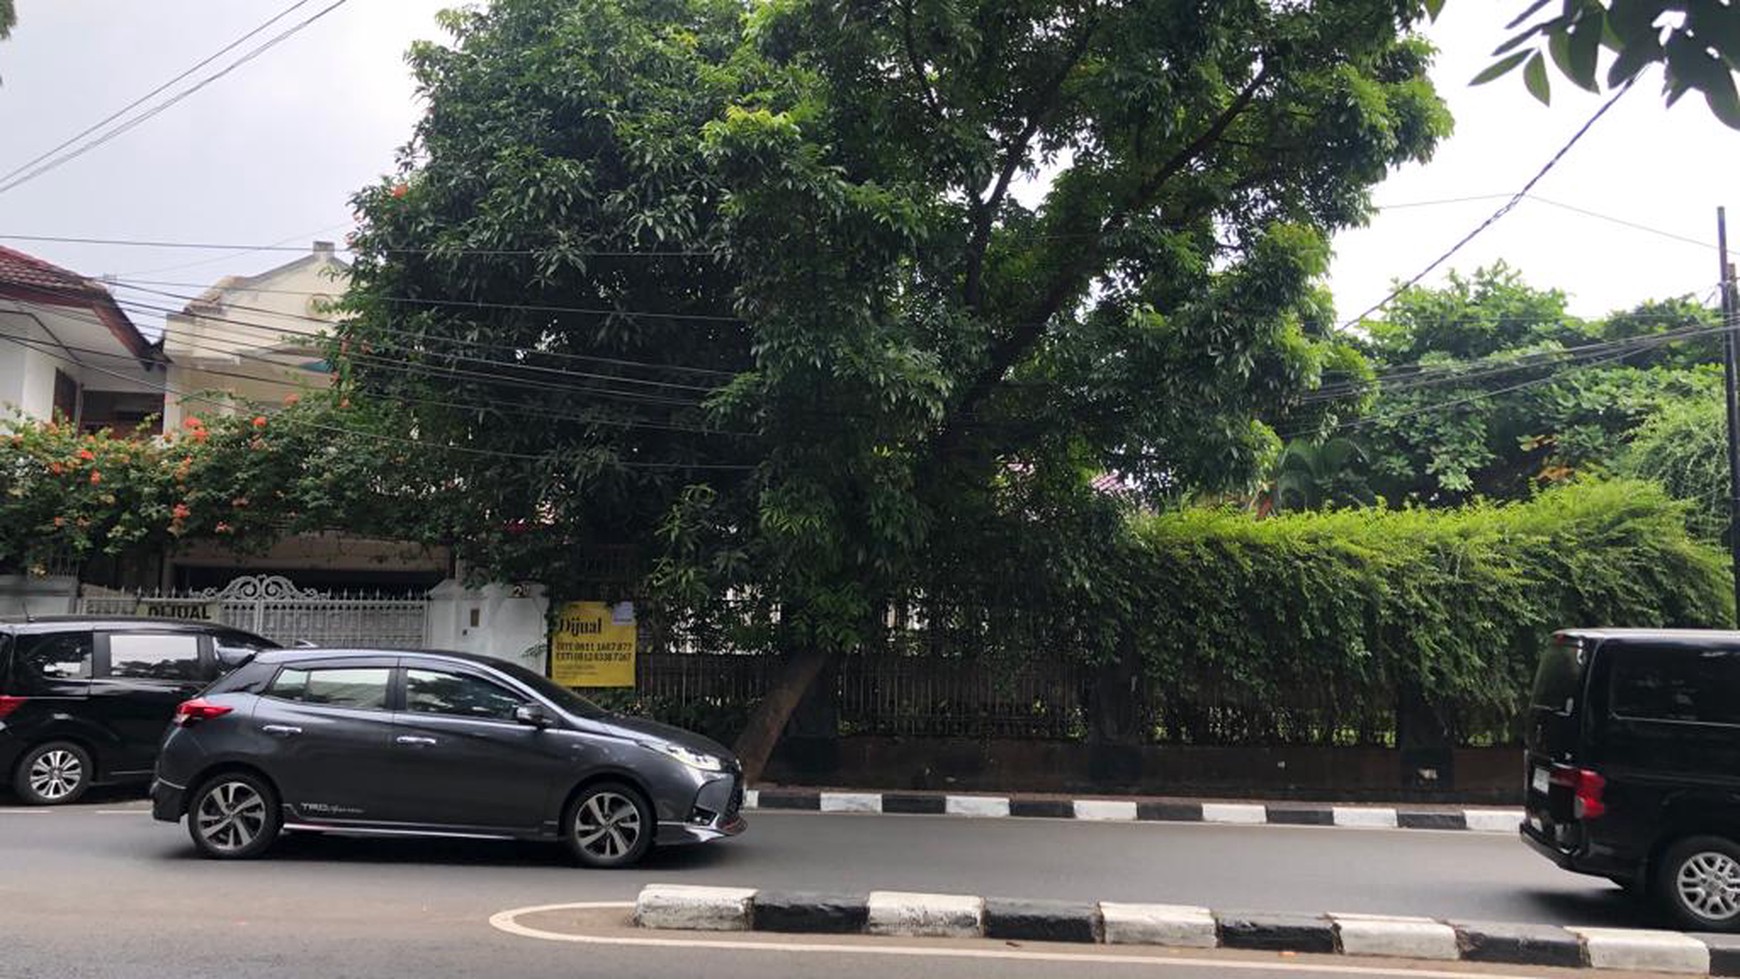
[172,699,232,727]
[0,695,24,719]
[1550,765,1607,819]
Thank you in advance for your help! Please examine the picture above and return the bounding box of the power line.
[1524,196,1715,251]
[11,288,719,411]
[1337,83,1633,331]
[0,0,317,188]
[0,232,717,259]
[0,332,757,470]
[109,276,751,330]
[1371,193,1515,209]
[1299,317,1728,405]
[13,280,733,400]
[1281,324,1723,440]
[0,0,354,198]
[2,330,752,439]
[112,221,356,278]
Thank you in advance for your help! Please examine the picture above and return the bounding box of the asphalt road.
[0,795,1666,979]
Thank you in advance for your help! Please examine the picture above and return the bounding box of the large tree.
[339,0,1448,778]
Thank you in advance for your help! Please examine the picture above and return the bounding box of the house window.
[52,369,78,422]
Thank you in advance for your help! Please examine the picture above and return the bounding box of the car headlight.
[645,741,724,772]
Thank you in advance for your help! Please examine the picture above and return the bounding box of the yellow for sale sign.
[549,601,636,687]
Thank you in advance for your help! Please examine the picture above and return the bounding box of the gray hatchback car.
[150,649,745,866]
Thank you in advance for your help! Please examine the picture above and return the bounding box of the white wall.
[426,579,550,672]
[0,310,74,419]
[162,246,346,428]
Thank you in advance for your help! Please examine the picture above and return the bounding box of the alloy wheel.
[195,781,268,853]
[27,749,83,802]
[1677,851,1740,922]
[572,791,643,860]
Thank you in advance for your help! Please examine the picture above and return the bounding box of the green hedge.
[1129,479,1733,744]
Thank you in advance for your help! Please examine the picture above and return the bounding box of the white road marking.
[95,809,150,814]
[487,903,1549,979]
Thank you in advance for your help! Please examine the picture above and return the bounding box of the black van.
[1523,628,1740,930]
[0,617,278,805]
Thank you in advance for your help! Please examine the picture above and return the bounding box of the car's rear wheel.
[564,781,654,868]
[1656,836,1740,931]
[13,741,92,806]
[187,772,281,860]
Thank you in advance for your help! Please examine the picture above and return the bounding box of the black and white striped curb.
[634,884,1740,975]
[742,789,1522,833]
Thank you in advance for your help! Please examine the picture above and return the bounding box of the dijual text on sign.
[549,600,636,687]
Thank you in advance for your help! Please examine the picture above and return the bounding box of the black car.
[1522,628,1740,930]
[0,616,279,805]
[151,648,746,867]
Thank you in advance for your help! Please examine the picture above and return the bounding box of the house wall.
[0,307,163,427]
[0,310,64,419]
[162,245,345,428]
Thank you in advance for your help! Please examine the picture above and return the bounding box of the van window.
[11,632,94,689]
[1611,645,1740,725]
[108,633,203,682]
[1531,635,1586,714]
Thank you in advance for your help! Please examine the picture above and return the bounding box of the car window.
[265,666,390,710]
[1531,634,1587,714]
[1611,645,1740,725]
[108,633,203,682]
[405,668,525,721]
[12,632,93,686]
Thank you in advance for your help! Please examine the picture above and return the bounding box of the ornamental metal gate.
[77,574,430,648]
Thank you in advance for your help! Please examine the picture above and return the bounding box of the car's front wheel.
[187,772,281,860]
[13,741,92,805]
[564,781,654,868]
[1657,835,1740,931]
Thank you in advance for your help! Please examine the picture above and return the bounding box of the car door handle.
[395,735,438,747]
[261,724,302,737]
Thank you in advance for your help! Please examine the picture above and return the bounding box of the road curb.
[741,789,1521,834]
[634,884,1740,974]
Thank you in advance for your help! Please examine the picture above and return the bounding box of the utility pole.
[1718,207,1740,623]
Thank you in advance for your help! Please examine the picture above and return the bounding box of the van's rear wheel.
[1657,836,1740,931]
[13,741,92,805]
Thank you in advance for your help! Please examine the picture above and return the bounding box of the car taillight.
[1550,765,1607,819]
[0,695,24,719]
[172,698,233,727]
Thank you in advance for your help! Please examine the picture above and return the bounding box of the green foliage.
[1260,437,1375,513]
[1132,479,1732,743]
[1621,396,1731,540]
[339,0,1452,676]
[0,399,444,575]
[1467,1,1740,127]
[1355,265,1722,504]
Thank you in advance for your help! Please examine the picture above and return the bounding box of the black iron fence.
[602,649,1522,749]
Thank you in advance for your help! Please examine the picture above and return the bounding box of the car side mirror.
[514,704,553,728]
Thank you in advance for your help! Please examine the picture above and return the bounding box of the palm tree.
[1260,438,1374,514]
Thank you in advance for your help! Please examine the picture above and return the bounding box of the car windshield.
[490,658,609,719]
[1531,634,1587,714]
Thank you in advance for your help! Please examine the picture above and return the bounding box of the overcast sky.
[0,0,1734,333]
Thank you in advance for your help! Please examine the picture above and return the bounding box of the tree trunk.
[734,645,834,783]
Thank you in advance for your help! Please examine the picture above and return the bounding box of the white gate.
[77,574,430,648]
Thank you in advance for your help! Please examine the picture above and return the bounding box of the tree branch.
[900,0,945,123]
[937,65,1276,457]
[964,17,1099,313]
